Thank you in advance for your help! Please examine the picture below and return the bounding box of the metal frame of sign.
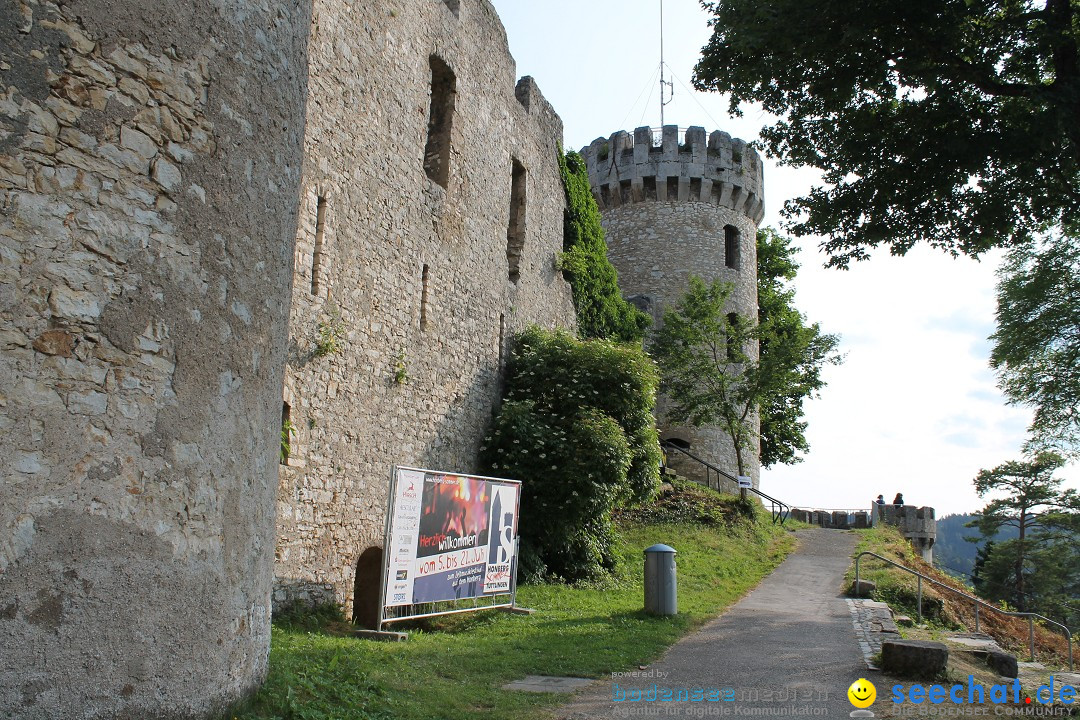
[376,466,522,631]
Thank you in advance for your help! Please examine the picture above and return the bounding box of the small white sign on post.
[737,475,752,489]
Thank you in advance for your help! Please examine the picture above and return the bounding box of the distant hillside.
[934,513,1019,580]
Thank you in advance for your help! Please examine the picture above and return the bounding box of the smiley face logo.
[848,678,876,708]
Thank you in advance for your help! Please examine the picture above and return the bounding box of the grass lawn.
[231,488,796,720]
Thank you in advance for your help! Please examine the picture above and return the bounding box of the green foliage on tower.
[557,149,650,343]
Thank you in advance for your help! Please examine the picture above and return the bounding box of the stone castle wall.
[580,126,764,489]
[0,0,309,717]
[273,0,576,619]
[872,505,937,562]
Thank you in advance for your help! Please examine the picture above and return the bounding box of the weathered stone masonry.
[0,0,309,717]
[2,0,575,714]
[581,126,765,489]
[274,0,577,621]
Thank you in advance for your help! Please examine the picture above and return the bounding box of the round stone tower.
[580,125,765,489]
[0,0,309,717]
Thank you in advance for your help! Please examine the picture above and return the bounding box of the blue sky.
[488,0,1078,515]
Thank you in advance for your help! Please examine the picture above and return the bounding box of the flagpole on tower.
[659,0,673,126]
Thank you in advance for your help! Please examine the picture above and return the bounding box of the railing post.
[1028,617,1035,662]
[974,601,980,633]
[855,554,861,592]
[917,575,923,623]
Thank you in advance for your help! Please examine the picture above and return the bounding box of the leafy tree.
[650,268,840,479]
[481,327,660,581]
[756,228,842,467]
[968,452,1080,611]
[693,0,1080,267]
[650,278,757,480]
[990,232,1080,454]
[934,513,1018,580]
[557,150,650,342]
[970,539,996,596]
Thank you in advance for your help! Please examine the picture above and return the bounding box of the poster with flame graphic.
[384,468,519,607]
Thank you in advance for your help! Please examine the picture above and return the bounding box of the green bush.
[558,150,650,343]
[481,327,660,581]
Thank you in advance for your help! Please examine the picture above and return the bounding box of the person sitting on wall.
[893,492,904,506]
[875,494,885,505]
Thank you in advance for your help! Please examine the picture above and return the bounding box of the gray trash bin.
[643,543,677,616]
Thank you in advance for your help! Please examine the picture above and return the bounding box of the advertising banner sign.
[383,467,520,609]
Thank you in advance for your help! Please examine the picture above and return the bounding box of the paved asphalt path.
[556,528,867,719]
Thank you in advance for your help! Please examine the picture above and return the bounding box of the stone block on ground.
[881,639,949,679]
[849,579,876,598]
[986,650,1018,679]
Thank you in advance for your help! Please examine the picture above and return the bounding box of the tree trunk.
[734,434,746,500]
[1016,508,1027,612]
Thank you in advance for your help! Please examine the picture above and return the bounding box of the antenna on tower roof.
[659,0,673,126]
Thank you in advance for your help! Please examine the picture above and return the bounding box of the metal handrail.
[854,551,1073,671]
[659,441,790,524]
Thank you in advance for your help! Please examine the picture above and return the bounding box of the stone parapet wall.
[872,504,937,562]
[0,0,309,716]
[273,0,576,620]
[581,125,765,223]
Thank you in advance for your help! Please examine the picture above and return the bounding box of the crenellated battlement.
[580,125,765,223]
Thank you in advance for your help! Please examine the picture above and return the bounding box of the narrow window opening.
[424,56,457,188]
[420,264,430,330]
[600,184,611,208]
[666,177,679,201]
[726,313,740,361]
[620,179,632,203]
[689,177,702,201]
[506,159,526,283]
[642,176,657,201]
[311,195,326,296]
[498,312,505,364]
[725,225,740,270]
[280,401,292,465]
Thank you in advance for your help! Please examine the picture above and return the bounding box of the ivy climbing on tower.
[557,149,650,343]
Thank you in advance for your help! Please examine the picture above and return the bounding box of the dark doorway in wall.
[424,56,456,188]
[352,546,384,629]
[663,437,691,451]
